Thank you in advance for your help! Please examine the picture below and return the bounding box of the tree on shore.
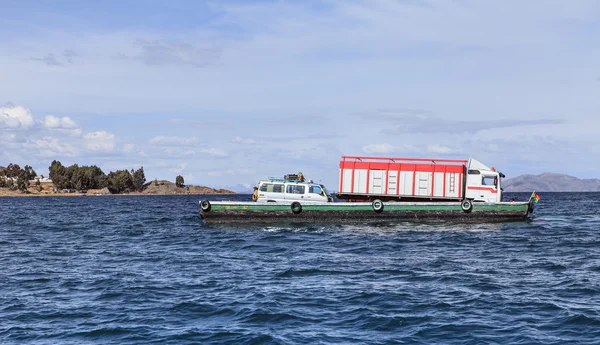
[107,170,135,194]
[0,163,36,192]
[3,160,157,195]
[132,167,146,192]
[22,165,37,181]
[16,171,30,192]
[49,160,107,191]
[176,175,184,188]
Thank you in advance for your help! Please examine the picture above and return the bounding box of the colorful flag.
[531,191,540,203]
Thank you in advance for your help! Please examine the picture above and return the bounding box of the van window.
[286,185,305,194]
[309,185,323,195]
[259,183,284,193]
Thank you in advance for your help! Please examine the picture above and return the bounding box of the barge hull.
[200,201,531,224]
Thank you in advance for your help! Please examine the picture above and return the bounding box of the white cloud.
[236,168,256,175]
[427,144,454,154]
[0,105,35,129]
[43,115,82,136]
[135,39,221,68]
[122,143,135,153]
[149,136,198,146]
[233,136,257,144]
[205,168,256,177]
[0,106,82,137]
[30,137,80,157]
[0,133,18,143]
[362,143,394,154]
[44,115,78,129]
[168,162,188,174]
[84,131,116,152]
[200,148,228,157]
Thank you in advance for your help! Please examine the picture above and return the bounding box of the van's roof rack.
[266,177,304,183]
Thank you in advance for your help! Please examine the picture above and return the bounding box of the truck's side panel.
[415,172,432,196]
[353,169,367,193]
[339,156,467,200]
[445,172,461,198]
[369,170,386,194]
[433,172,445,196]
[400,171,413,195]
[341,169,353,193]
[387,171,398,194]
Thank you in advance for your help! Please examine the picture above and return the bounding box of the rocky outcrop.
[141,180,235,195]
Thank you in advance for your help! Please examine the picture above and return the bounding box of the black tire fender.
[461,199,473,213]
[200,200,211,212]
[372,199,384,213]
[291,201,302,214]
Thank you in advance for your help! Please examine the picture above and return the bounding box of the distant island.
[0,179,235,197]
[0,161,235,196]
[503,173,600,192]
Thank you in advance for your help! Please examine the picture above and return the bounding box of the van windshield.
[309,185,323,195]
[320,184,331,197]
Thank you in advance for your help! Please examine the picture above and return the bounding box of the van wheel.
[200,200,211,212]
[372,199,384,213]
[461,200,473,213]
[291,202,302,214]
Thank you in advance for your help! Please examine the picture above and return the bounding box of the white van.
[257,178,332,203]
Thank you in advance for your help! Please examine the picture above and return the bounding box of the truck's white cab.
[465,158,503,202]
[257,177,332,203]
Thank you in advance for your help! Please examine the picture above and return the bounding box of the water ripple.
[1,192,600,344]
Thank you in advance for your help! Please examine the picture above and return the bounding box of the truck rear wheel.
[372,199,384,213]
[461,200,473,213]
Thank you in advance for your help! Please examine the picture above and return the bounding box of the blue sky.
[1,0,599,191]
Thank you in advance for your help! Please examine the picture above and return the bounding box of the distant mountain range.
[503,172,600,192]
[223,184,254,194]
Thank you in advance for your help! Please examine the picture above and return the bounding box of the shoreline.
[1,179,238,197]
[0,192,237,197]
[0,181,237,197]
[0,189,237,197]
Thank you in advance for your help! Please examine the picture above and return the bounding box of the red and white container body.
[338,156,503,202]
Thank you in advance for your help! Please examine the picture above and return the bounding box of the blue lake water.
[1,192,600,344]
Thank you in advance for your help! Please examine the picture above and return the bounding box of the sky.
[1,0,599,191]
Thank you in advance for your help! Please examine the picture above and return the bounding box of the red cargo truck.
[337,155,504,203]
